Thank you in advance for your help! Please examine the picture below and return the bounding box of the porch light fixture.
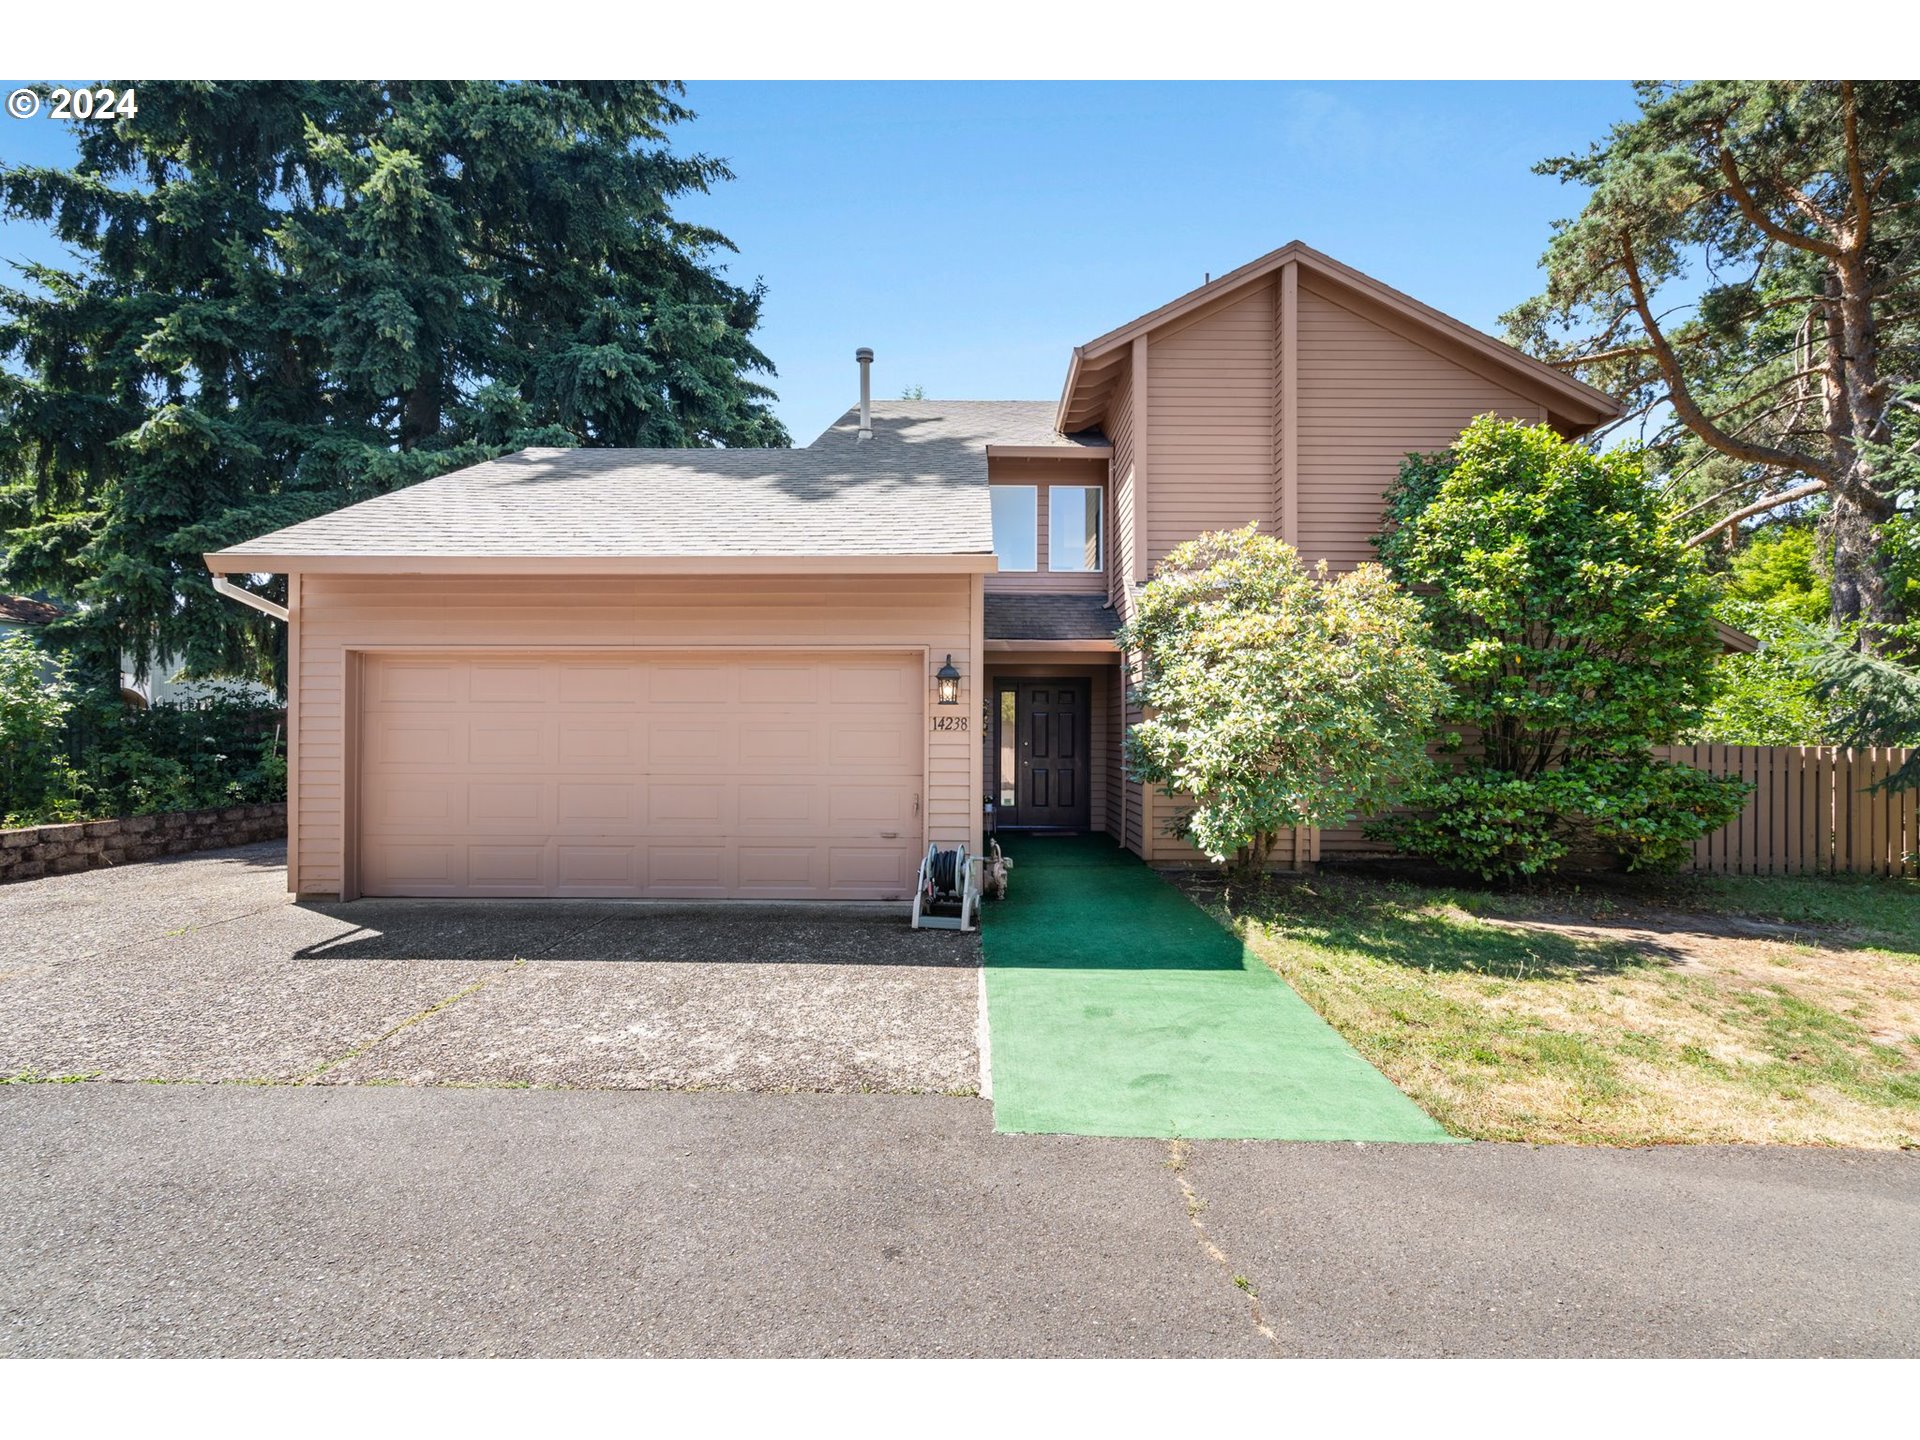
[936,655,962,706]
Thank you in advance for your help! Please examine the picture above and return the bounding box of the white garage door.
[356,652,922,899]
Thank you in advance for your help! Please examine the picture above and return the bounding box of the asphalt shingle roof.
[984,592,1119,642]
[212,401,1105,565]
[810,400,1106,452]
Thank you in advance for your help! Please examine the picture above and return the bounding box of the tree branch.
[1675,476,1768,522]
[1685,480,1830,546]
[1715,143,1845,260]
[1618,233,1838,482]
[1842,81,1870,241]
[1781,182,1844,236]
[1552,343,1658,367]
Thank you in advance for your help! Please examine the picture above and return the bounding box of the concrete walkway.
[3,1086,1915,1357]
[983,836,1448,1140]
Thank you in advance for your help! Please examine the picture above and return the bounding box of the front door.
[994,679,1091,831]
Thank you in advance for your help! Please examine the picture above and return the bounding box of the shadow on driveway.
[294,899,978,967]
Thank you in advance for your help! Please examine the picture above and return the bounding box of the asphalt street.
[4,1086,1915,1357]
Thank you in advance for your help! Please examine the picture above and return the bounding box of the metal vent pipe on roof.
[856,346,874,441]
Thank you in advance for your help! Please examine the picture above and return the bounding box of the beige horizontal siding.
[1118,643,1146,855]
[1142,803,1308,869]
[1146,286,1275,566]
[1295,278,1544,572]
[293,573,976,898]
[1106,370,1137,607]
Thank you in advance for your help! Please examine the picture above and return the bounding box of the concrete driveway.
[0,842,981,1093]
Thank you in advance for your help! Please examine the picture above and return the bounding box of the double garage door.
[356,651,922,899]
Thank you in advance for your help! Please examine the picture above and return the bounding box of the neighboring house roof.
[985,593,1119,643]
[207,404,1057,574]
[1716,620,1759,654]
[0,595,64,626]
[1055,240,1622,434]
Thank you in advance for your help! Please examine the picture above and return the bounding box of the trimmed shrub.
[1368,416,1748,879]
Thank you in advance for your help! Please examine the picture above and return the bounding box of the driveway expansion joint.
[52,897,296,970]
[300,959,526,1084]
[302,906,626,1081]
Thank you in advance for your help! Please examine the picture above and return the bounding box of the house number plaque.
[932,715,969,733]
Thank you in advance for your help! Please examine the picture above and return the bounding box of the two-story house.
[206,242,1617,901]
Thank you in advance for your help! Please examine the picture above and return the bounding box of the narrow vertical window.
[998,690,1017,808]
[991,486,1037,571]
[1048,486,1104,572]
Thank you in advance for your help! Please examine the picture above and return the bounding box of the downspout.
[211,573,290,624]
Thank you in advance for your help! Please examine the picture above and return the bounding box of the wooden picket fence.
[1654,744,1919,877]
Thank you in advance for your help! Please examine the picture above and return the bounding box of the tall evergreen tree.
[0,81,787,689]
[1504,81,1920,643]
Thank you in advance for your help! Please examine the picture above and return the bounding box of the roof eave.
[204,552,1000,577]
[983,639,1122,657]
[1052,346,1086,436]
[986,443,1112,460]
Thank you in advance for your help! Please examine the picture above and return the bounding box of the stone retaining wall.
[0,802,286,884]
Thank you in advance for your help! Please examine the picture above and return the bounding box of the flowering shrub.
[1119,524,1443,880]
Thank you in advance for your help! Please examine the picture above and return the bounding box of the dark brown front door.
[995,679,1090,831]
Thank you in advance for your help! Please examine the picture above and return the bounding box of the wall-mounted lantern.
[935,654,962,706]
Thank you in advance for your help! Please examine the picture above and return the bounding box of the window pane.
[998,690,1017,808]
[991,486,1037,571]
[1049,486,1104,572]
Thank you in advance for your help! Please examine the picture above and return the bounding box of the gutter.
[210,574,289,623]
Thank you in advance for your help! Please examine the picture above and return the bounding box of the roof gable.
[1055,241,1619,434]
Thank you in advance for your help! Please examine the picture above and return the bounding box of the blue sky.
[0,81,1640,441]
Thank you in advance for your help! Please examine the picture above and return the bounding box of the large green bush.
[1119,524,1444,880]
[1368,416,1748,879]
[1696,526,1842,745]
[0,643,284,827]
[80,684,287,818]
[1699,644,1841,746]
[0,631,80,825]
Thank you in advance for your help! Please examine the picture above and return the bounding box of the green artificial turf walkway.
[981,835,1455,1141]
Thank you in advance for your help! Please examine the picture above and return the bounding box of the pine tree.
[1504,82,1920,641]
[0,81,787,690]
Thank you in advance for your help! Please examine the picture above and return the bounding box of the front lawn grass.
[1183,868,1920,1148]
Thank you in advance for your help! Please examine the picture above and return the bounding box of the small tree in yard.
[1119,525,1444,883]
[1369,416,1749,879]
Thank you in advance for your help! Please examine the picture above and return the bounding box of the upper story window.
[1049,486,1104,572]
[991,486,1037,571]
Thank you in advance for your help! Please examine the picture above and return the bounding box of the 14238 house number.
[932,715,969,733]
